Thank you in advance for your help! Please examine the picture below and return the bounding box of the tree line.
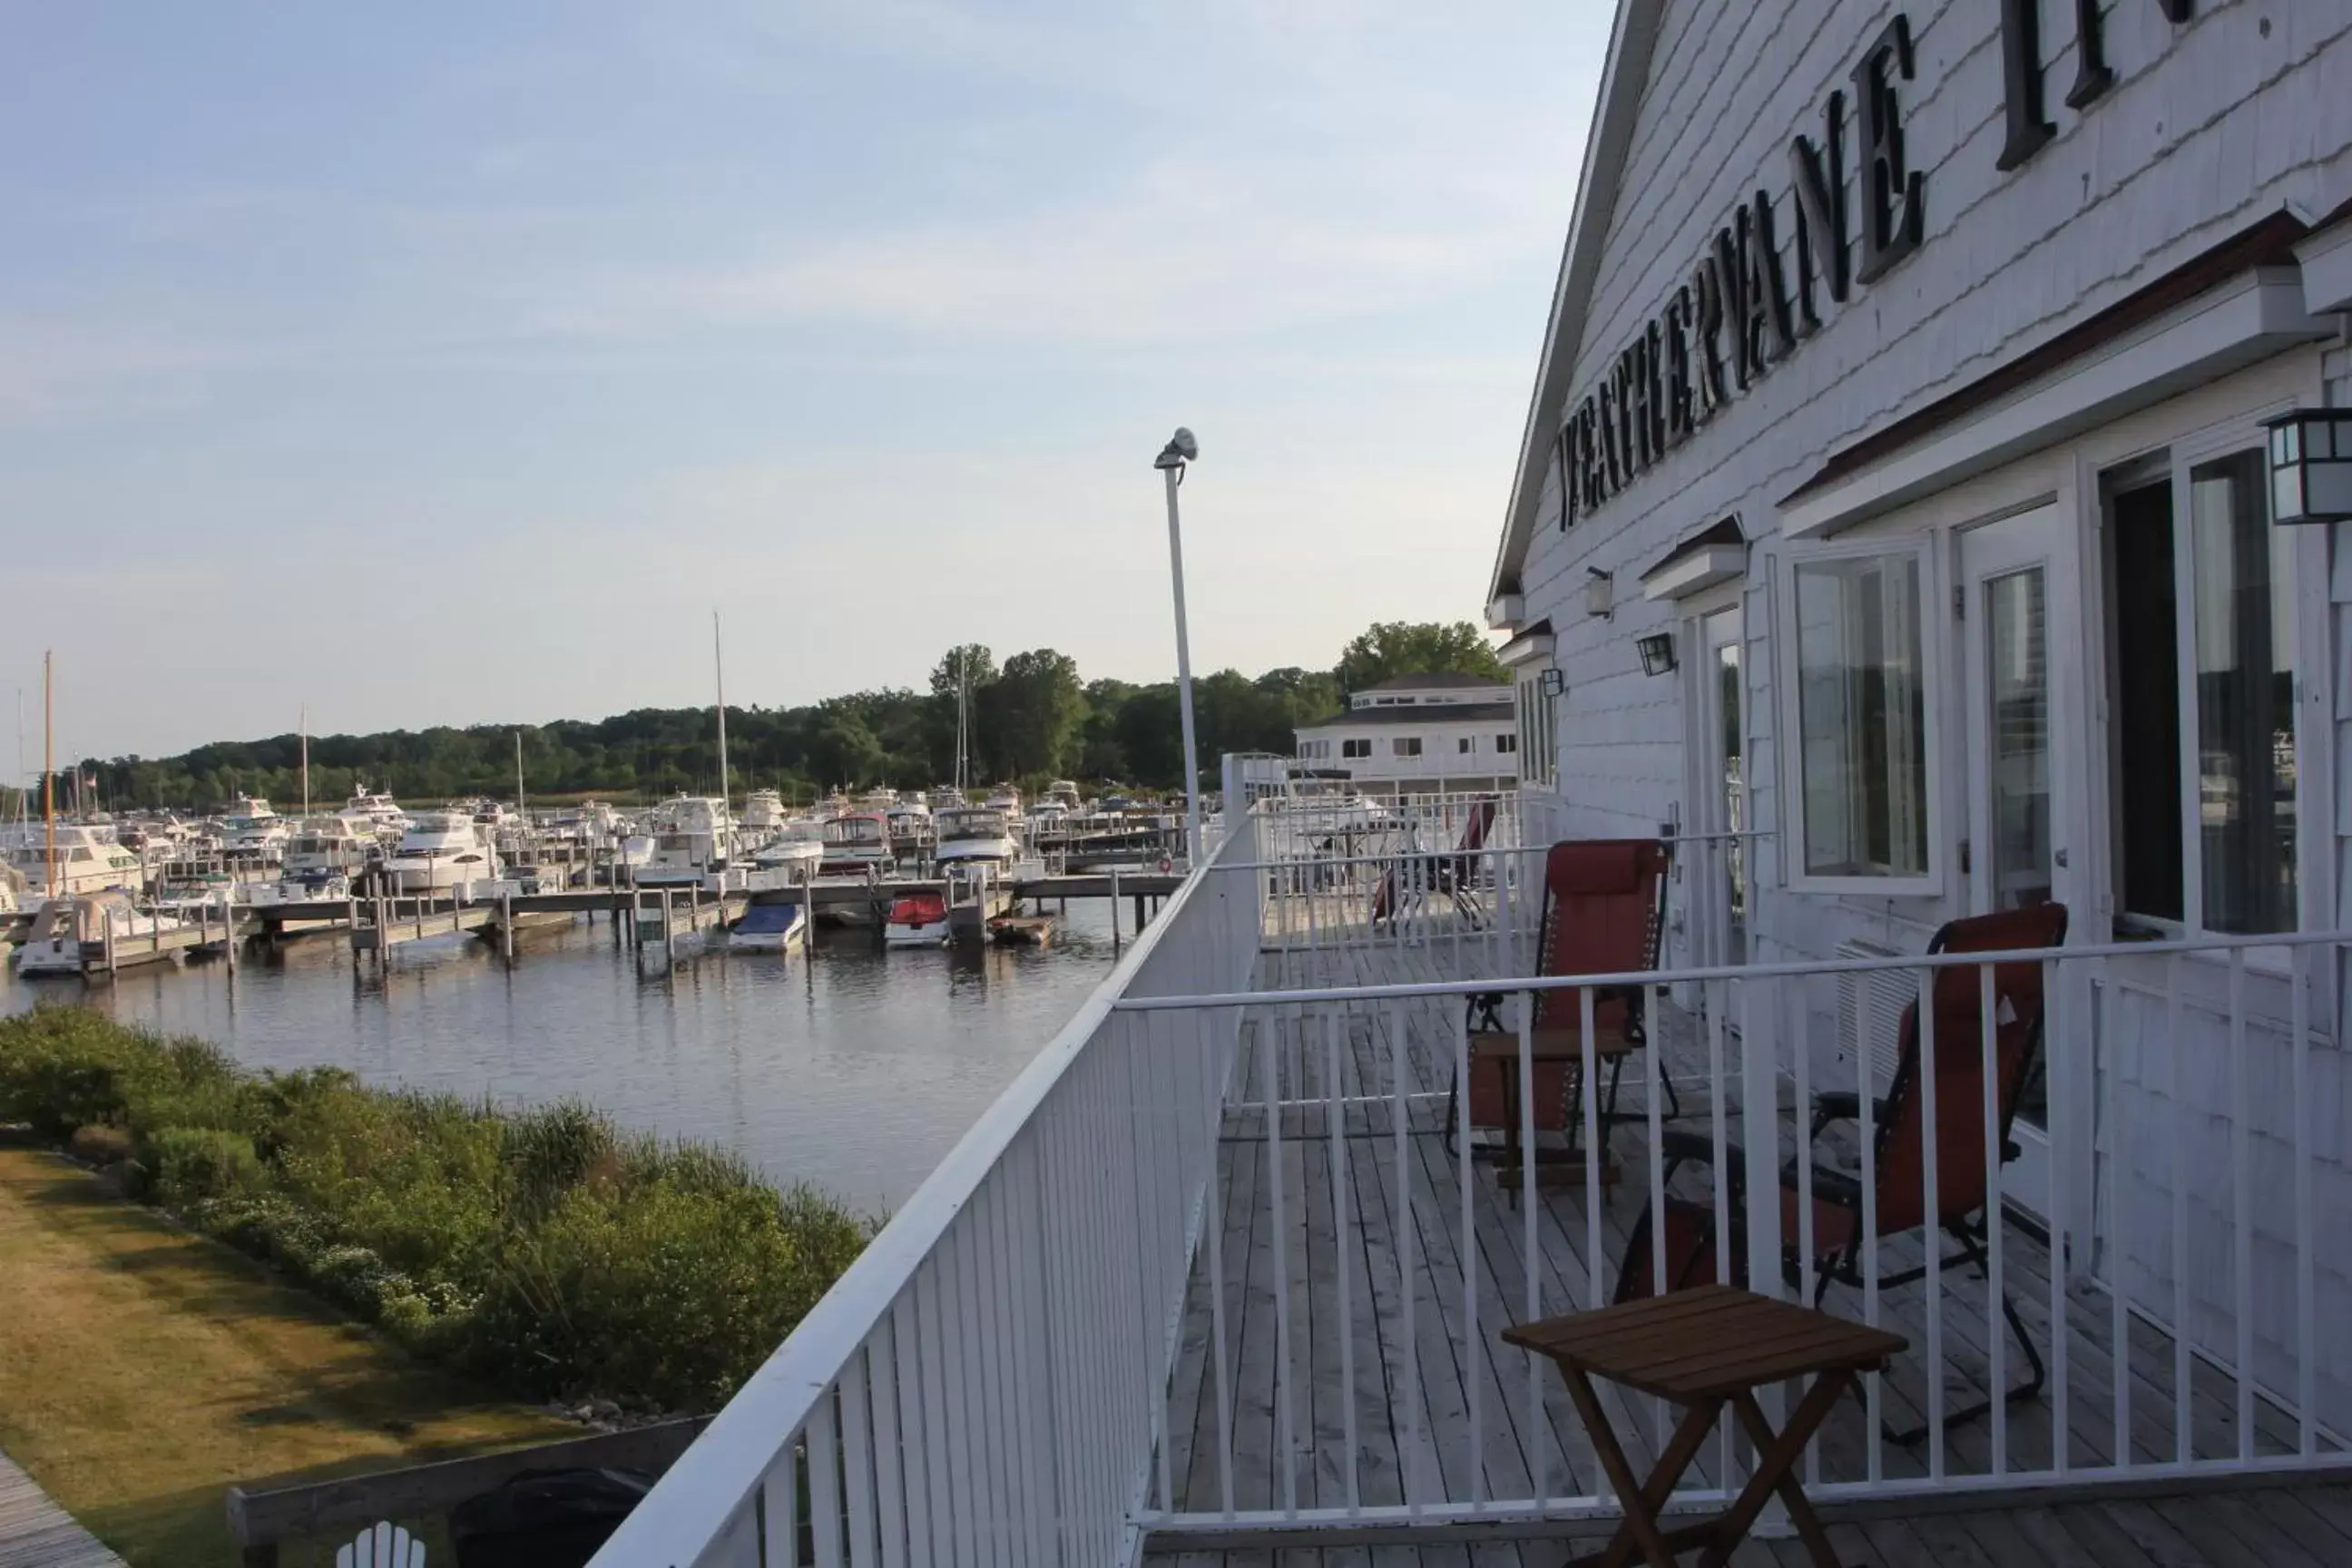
[23,621,1504,811]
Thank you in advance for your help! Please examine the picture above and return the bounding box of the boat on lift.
[932,806,1017,869]
[635,796,737,887]
[752,818,827,877]
[727,901,808,953]
[13,891,190,977]
[382,809,499,894]
[5,823,145,897]
[882,889,950,947]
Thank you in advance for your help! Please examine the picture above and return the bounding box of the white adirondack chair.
[337,1521,425,1568]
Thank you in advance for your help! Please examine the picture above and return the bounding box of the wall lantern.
[2264,408,2352,524]
[1636,632,1677,677]
[1540,668,1565,697]
[1584,567,1614,620]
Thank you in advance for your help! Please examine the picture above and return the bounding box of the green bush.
[146,1126,267,1206]
[0,1004,872,1412]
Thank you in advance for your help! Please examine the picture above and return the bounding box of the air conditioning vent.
[1834,939,1915,1093]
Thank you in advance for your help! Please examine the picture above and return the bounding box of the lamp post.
[1153,427,1204,867]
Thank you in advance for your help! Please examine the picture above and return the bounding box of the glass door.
[1960,505,2080,1220]
[1698,607,1746,966]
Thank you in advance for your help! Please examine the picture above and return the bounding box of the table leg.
[1698,1375,1853,1568]
[1559,1367,1712,1568]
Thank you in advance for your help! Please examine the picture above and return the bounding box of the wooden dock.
[0,1449,122,1568]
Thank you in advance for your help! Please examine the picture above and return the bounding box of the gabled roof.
[1487,0,1663,617]
[1297,701,1515,731]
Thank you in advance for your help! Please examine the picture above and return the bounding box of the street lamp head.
[1153,426,1200,469]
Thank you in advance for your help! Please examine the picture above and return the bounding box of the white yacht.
[14,891,188,977]
[932,807,1018,869]
[5,824,146,898]
[382,810,499,893]
[282,816,377,885]
[740,789,789,842]
[343,784,409,841]
[635,797,736,887]
[1044,779,1083,812]
[220,795,289,863]
[752,818,827,877]
[885,796,934,850]
[821,811,895,877]
[984,782,1023,815]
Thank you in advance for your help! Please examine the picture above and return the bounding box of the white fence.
[597,805,2352,1563]
[590,814,1263,1567]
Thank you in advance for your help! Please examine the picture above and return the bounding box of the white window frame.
[1457,735,1476,755]
[1341,737,1371,760]
[1775,533,1947,897]
[1393,736,1424,758]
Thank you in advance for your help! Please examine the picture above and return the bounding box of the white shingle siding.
[1505,0,2352,1437]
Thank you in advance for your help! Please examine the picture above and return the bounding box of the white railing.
[591,814,1265,1568]
[1112,878,2352,1547]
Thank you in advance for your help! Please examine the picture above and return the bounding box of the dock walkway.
[0,1450,121,1568]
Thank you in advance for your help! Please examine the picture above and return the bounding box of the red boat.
[883,890,950,947]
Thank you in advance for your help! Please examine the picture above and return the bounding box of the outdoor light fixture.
[2265,408,2352,524]
[1584,567,1613,620]
[1152,427,1204,865]
[1540,668,1565,697]
[1636,631,1677,677]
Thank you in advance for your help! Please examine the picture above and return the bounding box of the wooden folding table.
[1502,1285,1906,1567]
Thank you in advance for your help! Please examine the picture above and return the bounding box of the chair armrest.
[1809,1090,1892,1136]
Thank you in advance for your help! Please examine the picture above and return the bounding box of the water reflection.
[4,903,1126,1212]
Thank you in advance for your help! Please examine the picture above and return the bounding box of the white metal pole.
[1162,464,1203,867]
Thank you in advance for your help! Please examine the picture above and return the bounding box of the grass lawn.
[0,1143,574,1567]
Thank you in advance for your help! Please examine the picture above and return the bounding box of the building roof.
[1356,671,1512,694]
[1487,0,1662,614]
[1297,701,1514,731]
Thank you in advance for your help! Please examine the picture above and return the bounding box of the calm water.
[2,902,1131,1214]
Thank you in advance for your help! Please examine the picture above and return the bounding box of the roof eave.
[1488,0,1665,606]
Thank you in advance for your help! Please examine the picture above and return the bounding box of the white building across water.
[1292,672,1517,798]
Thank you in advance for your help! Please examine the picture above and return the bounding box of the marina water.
[2,904,1127,1213]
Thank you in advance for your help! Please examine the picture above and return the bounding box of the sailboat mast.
[713,611,730,810]
[514,730,526,818]
[42,652,55,899]
[300,705,310,817]
[955,650,970,794]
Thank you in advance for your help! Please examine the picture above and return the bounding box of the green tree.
[1335,620,1504,694]
[807,710,885,789]
[981,649,1086,779]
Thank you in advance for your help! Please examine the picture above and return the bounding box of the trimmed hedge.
[0,1004,871,1410]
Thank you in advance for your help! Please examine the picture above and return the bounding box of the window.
[2109,449,2296,934]
[1393,737,1423,758]
[1787,546,1934,885]
[1341,738,1371,760]
[1457,736,1476,754]
[1496,733,1517,754]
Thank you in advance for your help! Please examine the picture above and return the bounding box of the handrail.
[1112,926,2352,1012]
[593,817,1255,1561]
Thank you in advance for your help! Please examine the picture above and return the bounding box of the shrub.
[147,1126,268,1206]
[0,1004,872,1411]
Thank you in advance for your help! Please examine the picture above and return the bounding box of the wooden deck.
[0,1451,121,1568]
[1145,933,2352,1562]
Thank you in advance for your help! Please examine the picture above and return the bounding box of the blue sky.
[1,2,1604,763]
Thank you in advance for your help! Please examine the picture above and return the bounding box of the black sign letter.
[1788,90,1847,337]
[1995,0,2056,170]
[1854,15,1926,283]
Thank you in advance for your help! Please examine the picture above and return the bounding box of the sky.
[0,1,1605,766]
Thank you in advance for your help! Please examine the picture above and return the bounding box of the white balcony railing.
[601,795,2352,1563]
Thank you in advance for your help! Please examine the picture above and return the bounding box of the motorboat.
[932,807,1017,868]
[635,796,736,887]
[5,823,146,898]
[820,812,895,877]
[382,809,499,893]
[1044,779,1083,812]
[884,796,934,849]
[220,795,289,864]
[729,901,808,953]
[740,789,789,841]
[883,890,950,947]
[13,891,188,977]
[343,785,409,841]
[984,782,1023,815]
[752,818,827,877]
[282,816,377,886]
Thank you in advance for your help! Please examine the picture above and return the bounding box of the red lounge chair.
[1620,903,2069,1443]
[1451,839,1677,1183]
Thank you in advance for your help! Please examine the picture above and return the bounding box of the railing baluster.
[809,1387,845,1567]
[914,1267,956,1565]
[889,1298,928,1568]
[1456,1001,1484,1506]
[1206,1006,1237,1519]
[840,1349,879,1568]
[1714,977,1737,1494]
[1857,962,1881,1487]
[1648,979,1668,1452]
[2230,946,2253,1464]
[2169,956,2191,1466]
[2106,969,2130,1472]
[763,1426,803,1568]
[2294,946,2317,1460]
[2047,956,2069,1478]
[1328,1006,1360,1514]
[1263,1003,1299,1516]
[1795,969,1817,1489]
[1391,997,1423,1514]
[1981,962,2005,1479]
[1524,980,1544,1504]
[1580,985,1601,1311]
[1918,967,1944,1482]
